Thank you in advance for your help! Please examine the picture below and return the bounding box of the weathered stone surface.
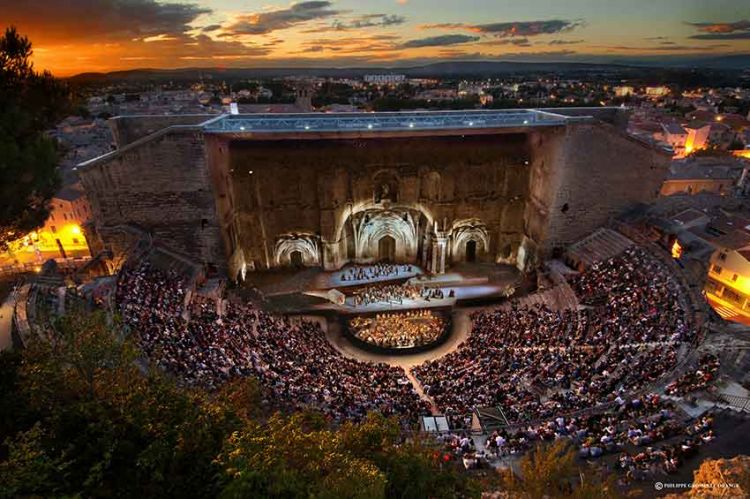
[79,114,670,278]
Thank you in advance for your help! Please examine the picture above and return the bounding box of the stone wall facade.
[79,113,670,279]
[79,127,226,270]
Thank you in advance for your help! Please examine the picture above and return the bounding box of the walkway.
[0,288,17,351]
[324,309,472,369]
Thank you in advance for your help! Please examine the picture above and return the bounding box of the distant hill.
[67,56,750,84]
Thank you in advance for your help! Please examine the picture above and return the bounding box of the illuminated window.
[723,288,743,305]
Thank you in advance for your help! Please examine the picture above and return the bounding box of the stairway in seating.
[566,228,635,269]
[498,283,579,312]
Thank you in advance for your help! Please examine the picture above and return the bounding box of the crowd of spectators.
[349,310,447,349]
[413,247,694,428]
[665,354,720,396]
[116,245,715,478]
[616,414,715,480]
[116,262,429,424]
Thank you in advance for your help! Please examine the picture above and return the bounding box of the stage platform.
[245,262,527,315]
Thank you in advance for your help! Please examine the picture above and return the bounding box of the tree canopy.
[0,26,72,249]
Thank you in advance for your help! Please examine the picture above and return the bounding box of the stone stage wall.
[78,112,670,278]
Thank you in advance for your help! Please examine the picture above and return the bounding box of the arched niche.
[450,219,490,263]
[274,234,320,267]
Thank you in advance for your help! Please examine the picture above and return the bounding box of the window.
[72,238,79,244]
[722,287,743,305]
[712,264,722,274]
[719,252,727,261]
[51,226,56,233]
[732,274,738,282]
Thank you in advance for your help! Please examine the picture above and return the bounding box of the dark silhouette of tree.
[0,27,72,249]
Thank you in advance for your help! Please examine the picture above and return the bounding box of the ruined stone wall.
[109,115,214,148]
[535,123,670,253]
[79,129,226,269]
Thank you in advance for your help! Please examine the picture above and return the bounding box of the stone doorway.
[378,235,396,262]
[466,240,477,262]
[290,250,304,268]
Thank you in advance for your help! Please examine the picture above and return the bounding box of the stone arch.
[274,234,320,267]
[450,219,489,263]
[354,209,418,262]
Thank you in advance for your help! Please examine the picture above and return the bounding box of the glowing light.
[671,240,683,259]
[71,225,81,235]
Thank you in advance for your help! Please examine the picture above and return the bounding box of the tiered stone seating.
[566,228,635,269]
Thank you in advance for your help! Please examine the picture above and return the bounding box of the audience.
[117,262,429,425]
[413,247,694,428]
[665,354,719,396]
[116,246,713,478]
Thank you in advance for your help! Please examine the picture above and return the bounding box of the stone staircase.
[566,228,635,269]
[499,283,579,311]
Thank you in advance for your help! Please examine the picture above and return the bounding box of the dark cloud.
[223,1,342,36]
[548,39,584,45]
[300,35,401,54]
[687,20,750,40]
[418,23,469,30]
[400,34,480,48]
[1,0,211,42]
[479,37,532,47]
[472,20,583,37]
[687,20,750,33]
[301,13,405,33]
[348,14,406,29]
[602,44,728,52]
[690,32,750,40]
[202,24,223,32]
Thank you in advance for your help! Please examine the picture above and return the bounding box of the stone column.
[430,233,448,274]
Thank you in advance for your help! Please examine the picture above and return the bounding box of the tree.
[497,440,621,499]
[689,456,750,497]
[0,26,72,249]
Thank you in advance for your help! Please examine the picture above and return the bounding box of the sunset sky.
[1,0,748,76]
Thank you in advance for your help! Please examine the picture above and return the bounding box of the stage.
[247,262,526,315]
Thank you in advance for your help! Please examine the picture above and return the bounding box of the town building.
[363,74,406,85]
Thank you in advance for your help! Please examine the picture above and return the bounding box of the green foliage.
[0,423,70,498]
[0,26,72,248]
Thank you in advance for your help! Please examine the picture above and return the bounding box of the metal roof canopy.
[201,108,585,134]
